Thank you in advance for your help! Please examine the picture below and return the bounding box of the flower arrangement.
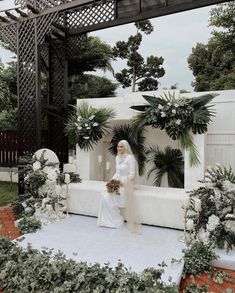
[131,92,216,166]
[65,102,116,151]
[14,152,81,226]
[183,164,235,251]
[106,179,121,195]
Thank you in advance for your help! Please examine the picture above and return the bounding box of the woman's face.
[117,142,126,155]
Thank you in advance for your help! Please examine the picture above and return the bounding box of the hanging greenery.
[131,92,216,166]
[146,145,184,188]
[108,124,146,175]
[65,102,116,151]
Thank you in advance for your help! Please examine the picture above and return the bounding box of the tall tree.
[0,61,17,112]
[68,74,118,101]
[0,61,18,130]
[68,35,117,100]
[188,2,235,91]
[113,20,165,92]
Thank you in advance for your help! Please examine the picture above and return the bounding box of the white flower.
[93,122,98,127]
[186,219,194,230]
[213,188,221,198]
[64,173,70,184]
[194,198,202,212]
[204,182,215,189]
[85,123,88,127]
[198,229,210,243]
[25,207,33,214]
[43,166,54,175]
[158,105,163,110]
[167,102,171,106]
[78,126,82,130]
[42,198,50,204]
[224,215,235,233]
[182,197,191,209]
[174,104,179,108]
[223,180,235,192]
[86,127,91,129]
[206,215,220,232]
[225,213,235,220]
[55,185,61,196]
[89,115,95,120]
[33,161,41,171]
[22,202,27,208]
[46,204,53,211]
[47,170,58,182]
[175,119,181,125]
[172,109,176,114]
[83,136,90,139]
[77,116,81,121]
[160,112,166,118]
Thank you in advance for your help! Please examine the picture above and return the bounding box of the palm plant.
[146,145,184,188]
[108,124,146,175]
[65,102,116,151]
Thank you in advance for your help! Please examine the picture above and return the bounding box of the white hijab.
[117,140,139,183]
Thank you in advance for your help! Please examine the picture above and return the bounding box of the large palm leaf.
[189,94,216,135]
[147,145,184,188]
[108,124,146,175]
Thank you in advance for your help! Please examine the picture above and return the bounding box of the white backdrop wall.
[184,90,235,172]
[76,89,235,188]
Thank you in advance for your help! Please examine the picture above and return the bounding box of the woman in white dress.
[97,140,141,232]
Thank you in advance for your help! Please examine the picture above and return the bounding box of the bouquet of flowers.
[106,179,121,195]
[65,102,116,151]
[131,92,216,166]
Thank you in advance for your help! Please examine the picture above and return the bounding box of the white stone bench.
[67,180,186,229]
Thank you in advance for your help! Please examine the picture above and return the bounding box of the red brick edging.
[0,207,22,293]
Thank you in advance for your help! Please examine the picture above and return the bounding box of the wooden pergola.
[0,0,229,166]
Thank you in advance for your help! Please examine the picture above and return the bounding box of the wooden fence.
[0,131,18,167]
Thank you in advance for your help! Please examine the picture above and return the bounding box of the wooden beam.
[0,15,9,23]
[15,8,28,18]
[51,21,66,33]
[68,0,230,35]
[5,11,18,21]
[26,4,39,14]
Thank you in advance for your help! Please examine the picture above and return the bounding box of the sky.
[0,0,215,93]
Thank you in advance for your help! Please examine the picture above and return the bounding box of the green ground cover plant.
[0,181,18,207]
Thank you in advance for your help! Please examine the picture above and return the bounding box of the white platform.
[18,214,185,285]
[213,249,235,271]
[67,181,186,229]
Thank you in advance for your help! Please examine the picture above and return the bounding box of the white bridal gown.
[97,154,135,228]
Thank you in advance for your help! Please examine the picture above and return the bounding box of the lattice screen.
[48,40,68,164]
[66,33,87,59]
[15,0,71,10]
[65,1,115,30]
[0,24,17,53]
[18,19,37,155]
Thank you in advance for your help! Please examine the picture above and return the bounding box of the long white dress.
[97,154,135,228]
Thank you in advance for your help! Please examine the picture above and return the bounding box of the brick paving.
[0,207,21,293]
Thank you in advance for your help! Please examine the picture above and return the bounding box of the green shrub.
[0,237,178,293]
[18,216,42,234]
[183,241,218,277]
